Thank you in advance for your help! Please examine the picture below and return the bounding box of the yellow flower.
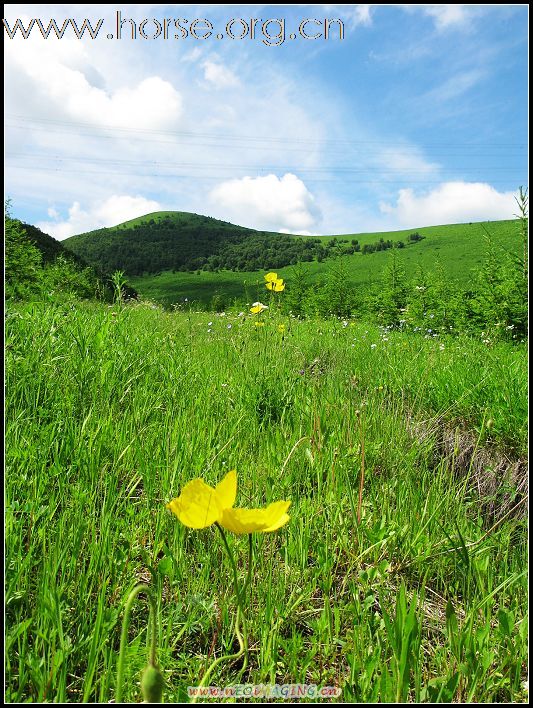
[255,321,265,327]
[264,272,278,282]
[166,470,291,534]
[266,278,285,292]
[278,324,286,333]
[166,473,235,529]
[250,302,268,314]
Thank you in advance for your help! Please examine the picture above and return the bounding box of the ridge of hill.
[63,211,439,276]
[19,221,98,269]
[62,211,325,275]
[61,211,521,305]
[124,217,522,308]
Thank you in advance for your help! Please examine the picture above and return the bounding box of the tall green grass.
[5,300,527,703]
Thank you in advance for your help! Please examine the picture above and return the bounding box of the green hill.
[62,211,408,276]
[20,221,94,268]
[125,218,522,308]
[61,210,523,311]
[5,217,140,302]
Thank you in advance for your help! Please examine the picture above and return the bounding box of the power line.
[5,114,527,152]
[6,163,524,186]
[5,152,526,173]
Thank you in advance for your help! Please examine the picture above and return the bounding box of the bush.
[5,214,44,299]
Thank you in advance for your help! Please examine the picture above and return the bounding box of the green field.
[129,219,522,308]
[5,298,527,703]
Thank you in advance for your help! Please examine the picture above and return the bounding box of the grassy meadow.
[129,219,522,308]
[5,296,528,703]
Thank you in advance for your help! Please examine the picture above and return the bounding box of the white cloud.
[379,182,518,226]
[280,228,317,236]
[422,69,486,104]
[6,37,183,130]
[399,4,471,31]
[182,47,204,63]
[375,147,440,175]
[37,194,161,240]
[202,60,240,89]
[322,5,373,28]
[348,5,373,27]
[422,5,469,31]
[210,173,321,232]
[401,5,495,32]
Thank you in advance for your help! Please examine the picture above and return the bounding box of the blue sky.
[4,4,528,239]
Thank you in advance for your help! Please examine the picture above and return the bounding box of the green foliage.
[130,219,522,314]
[374,250,409,326]
[5,301,527,702]
[283,263,311,317]
[110,270,127,306]
[41,255,103,301]
[64,212,330,276]
[514,186,528,280]
[361,237,398,254]
[5,214,43,299]
[4,210,133,304]
[465,219,528,339]
[63,211,418,277]
[317,258,357,318]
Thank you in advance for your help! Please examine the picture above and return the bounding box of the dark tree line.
[62,213,422,276]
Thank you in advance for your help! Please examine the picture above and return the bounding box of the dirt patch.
[411,417,528,523]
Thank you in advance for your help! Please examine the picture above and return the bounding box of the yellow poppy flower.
[166,470,290,534]
[250,302,268,314]
[266,278,285,292]
[264,272,278,282]
[166,472,236,529]
[277,324,286,333]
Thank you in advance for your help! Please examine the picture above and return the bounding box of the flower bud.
[141,663,164,703]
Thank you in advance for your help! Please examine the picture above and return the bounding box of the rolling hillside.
[125,218,522,308]
[63,212,324,275]
[62,211,431,276]
[19,221,90,267]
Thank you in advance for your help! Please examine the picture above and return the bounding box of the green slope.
[18,221,89,267]
[62,211,316,276]
[128,218,522,308]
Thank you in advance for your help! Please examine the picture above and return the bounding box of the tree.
[375,250,408,326]
[5,209,43,299]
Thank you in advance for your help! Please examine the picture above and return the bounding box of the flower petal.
[215,469,237,509]
[264,272,278,282]
[219,501,291,534]
[261,500,291,530]
[263,513,290,532]
[166,478,220,529]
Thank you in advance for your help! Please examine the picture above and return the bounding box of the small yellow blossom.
[264,272,278,282]
[266,279,285,292]
[250,302,268,314]
[278,324,286,333]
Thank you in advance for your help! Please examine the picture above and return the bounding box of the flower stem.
[244,533,253,598]
[191,607,245,704]
[216,523,244,608]
[116,583,158,703]
[191,524,250,700]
